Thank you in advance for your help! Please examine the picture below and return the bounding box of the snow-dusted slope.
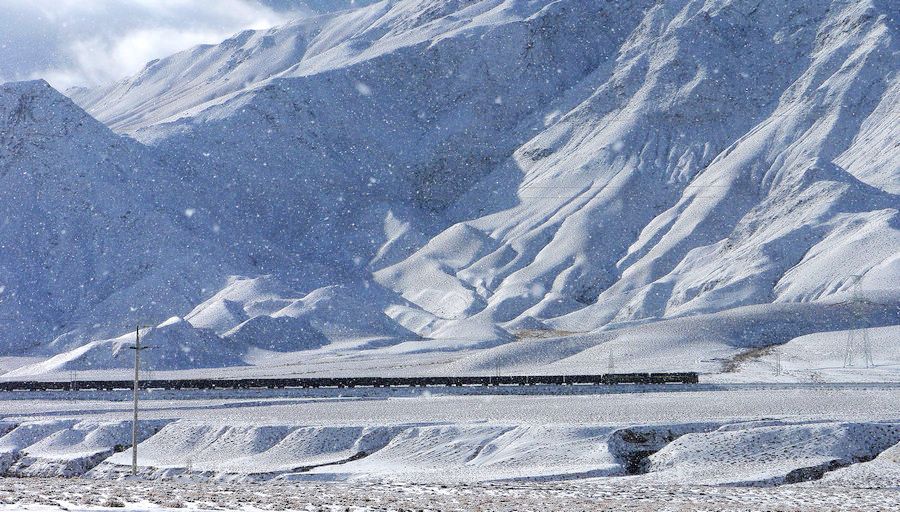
[72,0,650,281]
[0,80,254,354]
[821,437,900,489]
[4,414,897,485]
[378,0,900,334]
[5,317,245,376]
[2,0,896,374]
[185,276,417,347]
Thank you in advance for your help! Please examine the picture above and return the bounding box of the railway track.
[0,372,698,391]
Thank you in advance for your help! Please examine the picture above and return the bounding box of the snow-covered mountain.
[2,0,898,376]
[0,80,249,354]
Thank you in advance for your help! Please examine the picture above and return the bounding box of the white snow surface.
[819,437,900,489]
[4,476,899,511]
[642,420,900,485]
[0,386,898,486]
[0,0,896,376]
[0,419,167,477]
[4,318,245,377]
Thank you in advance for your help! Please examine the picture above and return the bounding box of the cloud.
[0,0,311,90]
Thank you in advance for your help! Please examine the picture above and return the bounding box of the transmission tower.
[843,276,874,368]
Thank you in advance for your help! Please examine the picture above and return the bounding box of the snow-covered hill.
[5,317,245,377]
[1,0,897,376]
[0,80,249,355]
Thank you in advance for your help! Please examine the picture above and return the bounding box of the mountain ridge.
[1,0,897,377]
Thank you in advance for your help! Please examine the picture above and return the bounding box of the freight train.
[0,372,698,391]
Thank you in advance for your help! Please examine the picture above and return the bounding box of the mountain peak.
[1,78,53,93]
[1,79,78,112]
[1,79,105,143]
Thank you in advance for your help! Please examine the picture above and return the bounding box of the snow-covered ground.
[0,385,896,508]
[2,476,899,511]
[3,385,899,425]
[0,386,897,484]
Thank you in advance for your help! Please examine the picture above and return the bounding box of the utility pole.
[127,325,153,476]
[608,351,615,373]
[774,349,782,376]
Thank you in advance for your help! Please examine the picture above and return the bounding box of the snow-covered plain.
[3,476,900,511]
[0,386,897,483]
[0,384,897,507]
[0,388,898,509]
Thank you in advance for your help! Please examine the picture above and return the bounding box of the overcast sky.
[0,0,373,91]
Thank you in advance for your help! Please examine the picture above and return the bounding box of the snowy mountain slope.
[372,0,900,335]
[439,300,900,377]
[5,317,246,376]
[70,16,330,133]
[7,275,424,374]
[185,276,418,348]
[0,80,261,355]
[1,0,896,374]
[72,0,652,282]
[0,80,367,363]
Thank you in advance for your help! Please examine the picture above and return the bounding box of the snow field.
[1,413,898,486]
[3,474,900,511]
